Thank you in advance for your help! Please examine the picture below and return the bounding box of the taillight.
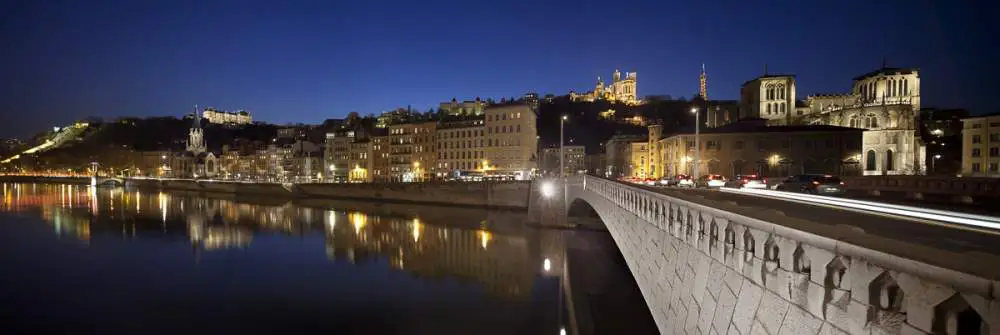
[763,179,767,184]
[840,181,845,186]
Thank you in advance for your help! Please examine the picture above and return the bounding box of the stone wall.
[567,175,1000,335]
[296,181,534,209]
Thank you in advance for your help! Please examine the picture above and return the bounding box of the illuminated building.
[439,97,487,116]
[654,119,863,177]
[569,69,640,105]
[734,67,926,175]
[202,107,252,125]
[436,116,486,176]
[960,113,1000,177]
[483,104,538,180]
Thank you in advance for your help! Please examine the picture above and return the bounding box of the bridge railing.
[575,175,999,335]
[842,175,1000,198]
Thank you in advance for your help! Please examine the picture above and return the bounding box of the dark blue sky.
[1,0,996,137]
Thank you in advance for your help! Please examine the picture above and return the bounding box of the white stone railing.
[574,175,999,335]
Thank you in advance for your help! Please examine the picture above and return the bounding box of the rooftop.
[852,67,918,81]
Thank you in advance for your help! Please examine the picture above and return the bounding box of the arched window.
[866,150,877,171]
[766,104,771,115]
[849,114,859,128]
[902,79,908,96]
[888,79,895,96]
[780,103,786,115]
[865,113,879,129]
[885,149,894,171]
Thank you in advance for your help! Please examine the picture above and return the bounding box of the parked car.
[774,174,845,195]
[643,178,657,186]
[725,174,768,189]
[695,174,727,188]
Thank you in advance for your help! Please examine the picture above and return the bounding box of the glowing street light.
[543,258,552,272]
[540,181,556,198]
[691,107,700,177]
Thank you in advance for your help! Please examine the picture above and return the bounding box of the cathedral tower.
[187,106,206,154]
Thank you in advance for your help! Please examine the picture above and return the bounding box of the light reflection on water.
[0,183,572,334]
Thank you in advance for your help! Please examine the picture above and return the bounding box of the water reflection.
[0,183,567,304]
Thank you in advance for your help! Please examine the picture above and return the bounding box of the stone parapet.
[567,175,1000,335]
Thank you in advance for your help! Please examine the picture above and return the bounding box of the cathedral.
[731,67,925,175]
[570,69,640,105]
[176,109,219,179]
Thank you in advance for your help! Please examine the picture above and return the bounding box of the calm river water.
[0,183,656,335]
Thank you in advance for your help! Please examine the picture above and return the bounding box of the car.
[674,175,695,187]
[643,178,657,186]
[664,174,691,187]
[726,174,768,189]
[774,174,845,195]
[695,174,727,188]
[658,176,672,186]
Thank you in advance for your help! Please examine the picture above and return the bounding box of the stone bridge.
[561,175,999,335]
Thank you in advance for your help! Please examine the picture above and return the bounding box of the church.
[174,110,219,179]
[721,67,925,175]
[570,69,640,105]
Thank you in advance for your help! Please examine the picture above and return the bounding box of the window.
[990,133,1000,142]
[780,103,785,115]
[865,113,878,128]
[734,140,744,150]
[990,123,1000,127]
[991,163,999,172]
[973,135,982,144]
[972,148,982,157]
[865,150,876,171]
[973,124,983,129]
[849,115,858,128]
[517,124,521,132]
[885,149,894,171]
[972,163,982,172]
[757,140,768,151]
[991,147,999,157]
[706,140,720,150]
[766,104,771,115]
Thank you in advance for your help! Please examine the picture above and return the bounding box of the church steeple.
[187,105,206,154]
[699,63,708,100]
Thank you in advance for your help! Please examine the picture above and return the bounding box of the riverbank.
[0,176,542,210]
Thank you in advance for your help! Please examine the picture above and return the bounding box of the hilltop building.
[202,108,252,125]
[570,69,640,105]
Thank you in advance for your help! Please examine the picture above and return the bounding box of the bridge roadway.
[627,183,1000,257]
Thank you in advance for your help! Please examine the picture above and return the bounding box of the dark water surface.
[0,183,656,335]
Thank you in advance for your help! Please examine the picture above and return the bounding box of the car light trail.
[719,187,1000,231]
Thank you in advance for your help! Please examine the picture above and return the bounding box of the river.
[0,182,656,335]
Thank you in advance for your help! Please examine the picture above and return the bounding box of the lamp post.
[690,107,700,177]
[560,115,567,178]
[932,154,941,175]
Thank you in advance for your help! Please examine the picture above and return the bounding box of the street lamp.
[560,115,567,178]
[690,107,700,177]
[932,154,941,175]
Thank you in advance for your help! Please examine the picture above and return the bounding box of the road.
[625,183,1000,257]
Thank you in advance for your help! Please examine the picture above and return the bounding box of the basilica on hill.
[714,66,925,175]
[570,69,641,105]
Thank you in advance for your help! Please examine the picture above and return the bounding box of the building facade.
[569,69,640,105]
[388,121,437,182]
[629,142,649,178]
[202,108,252,125]
[961,114,1000,177]
[603,134,646,178]
[540,145,585,176]
[732,68,926,176]
[656,120,863,178]
[436,117,486,176]
[439,98,487,116]
[484,104,538,179]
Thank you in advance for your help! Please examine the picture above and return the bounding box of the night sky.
[1,0,997,138]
